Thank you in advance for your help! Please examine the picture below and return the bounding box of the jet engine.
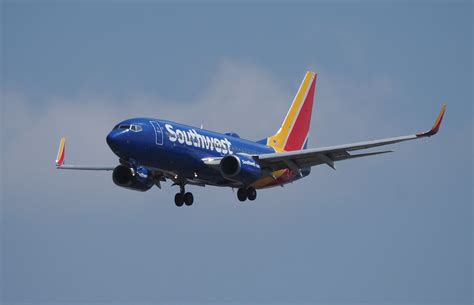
[219,154,262,184]
[112,165,153,192]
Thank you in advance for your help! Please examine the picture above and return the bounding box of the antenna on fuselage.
[200,124,203,129]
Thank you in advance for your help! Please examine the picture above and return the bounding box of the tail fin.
[267,71,317,152]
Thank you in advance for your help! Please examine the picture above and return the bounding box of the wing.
[55,137,115,170]
[254,105,446,172]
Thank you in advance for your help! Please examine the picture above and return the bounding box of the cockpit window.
[130,124,142,132]
[113,124,142,132]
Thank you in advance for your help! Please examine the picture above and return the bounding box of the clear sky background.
[1,1,472,305]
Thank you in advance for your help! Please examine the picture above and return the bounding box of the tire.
[184,192,194,206]
[174,193,184,207]
[247,187,257,201]
[237,188,248,202]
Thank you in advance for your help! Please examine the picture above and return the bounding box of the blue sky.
[1,2,472,304]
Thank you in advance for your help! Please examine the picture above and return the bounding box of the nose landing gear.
[237,187,257,202]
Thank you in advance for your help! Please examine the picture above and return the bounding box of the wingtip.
[55,137,66,167]
[417,104,446,137]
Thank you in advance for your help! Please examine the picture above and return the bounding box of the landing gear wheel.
[174,193,184,207]
[247,187,257,201]
[184,192,194,206]
[237,188,248,202]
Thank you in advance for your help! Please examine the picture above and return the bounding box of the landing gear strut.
[237,187,257,202]
[174,184,194,207]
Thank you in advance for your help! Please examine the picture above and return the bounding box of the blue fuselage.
[106,118,279,186]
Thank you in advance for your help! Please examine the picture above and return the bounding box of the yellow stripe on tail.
[267,71,317,152]
[56,137,66,166]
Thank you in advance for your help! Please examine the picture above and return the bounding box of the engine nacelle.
[219,154,262,184]
[112,165,153,192]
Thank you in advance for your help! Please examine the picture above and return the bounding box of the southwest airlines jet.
[56,72,446,206]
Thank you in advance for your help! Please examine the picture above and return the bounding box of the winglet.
[417,104,446,137]
[56,137,66,167]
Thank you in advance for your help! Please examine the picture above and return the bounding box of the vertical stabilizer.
[267,71,317,152]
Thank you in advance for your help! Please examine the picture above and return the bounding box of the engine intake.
[220,154,262,184]
[112,165,153,192]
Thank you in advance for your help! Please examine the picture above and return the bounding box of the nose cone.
[106,130,125,153]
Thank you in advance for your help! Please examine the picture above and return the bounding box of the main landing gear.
[174,184,194,207]
[237,187,257,202]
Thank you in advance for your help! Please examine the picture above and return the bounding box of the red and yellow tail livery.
[56,137,66,167]
[267,71,317,152]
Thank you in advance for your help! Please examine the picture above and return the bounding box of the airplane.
[55,71,446,206]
